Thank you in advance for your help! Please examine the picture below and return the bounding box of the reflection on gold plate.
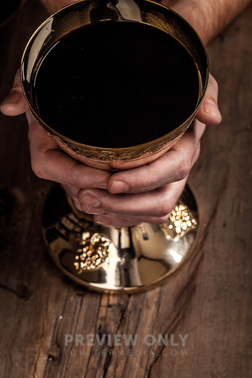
[42,185,198,293]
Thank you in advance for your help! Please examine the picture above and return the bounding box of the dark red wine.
[32,21,199,148]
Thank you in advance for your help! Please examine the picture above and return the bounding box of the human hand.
[74,74,222,227]
[0,70,221,228]
[0,69,112,199]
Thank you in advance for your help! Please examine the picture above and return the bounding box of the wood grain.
[0,1,251,377]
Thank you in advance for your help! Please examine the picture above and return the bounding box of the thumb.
[0,69,29,116]
[196,74,222,126]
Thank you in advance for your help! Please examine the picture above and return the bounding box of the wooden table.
[0,1,251,377]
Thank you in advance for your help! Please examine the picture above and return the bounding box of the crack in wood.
[63,295,87,376]
[79,294,104,378]
[33,288,50,378]
[103,296,132,378]
[45,285,73,374]
[48,343,61,361]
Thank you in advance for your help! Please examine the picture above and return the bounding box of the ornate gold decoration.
[74,232,110,272]
[57,212,111,272]
[161,203,197,241]
[47,126,189,163]
[42,185,199,293]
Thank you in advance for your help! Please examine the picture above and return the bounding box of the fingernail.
[95,215,105,224]
[81,204,104,214]
[95,215,112,226]
[96,216,102,224]
[85,207,104,215]
[110,181,129,194]
[203,100,222,119]
[80,192,101,208]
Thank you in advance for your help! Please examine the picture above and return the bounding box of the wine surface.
[32,21,199,148]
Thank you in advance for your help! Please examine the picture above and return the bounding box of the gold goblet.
[21,0,209,293]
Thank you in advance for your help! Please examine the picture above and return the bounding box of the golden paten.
[21,0,209,292]
[42,185,199,293]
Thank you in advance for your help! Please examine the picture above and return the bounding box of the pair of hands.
[0,70,221,227]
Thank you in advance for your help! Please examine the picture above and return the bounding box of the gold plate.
[42,185,198,293]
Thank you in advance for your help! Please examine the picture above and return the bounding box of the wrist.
[160,0,211,44]
[160,0,252,46]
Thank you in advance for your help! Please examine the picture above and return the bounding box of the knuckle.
[176,158,190,180]
[77,189,85,202]
[69,169,82,188]
[194,144,201,162]
[209,75,219,95]
[141,164,159,191]
[146,164,158,183]
[156,201,172,218]
[152,214,170,225]
[31,159,45,179]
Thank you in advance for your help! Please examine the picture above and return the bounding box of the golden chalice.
[21,0,209,293]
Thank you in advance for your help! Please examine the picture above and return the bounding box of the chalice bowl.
[21,0,209,293]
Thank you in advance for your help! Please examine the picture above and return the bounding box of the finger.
[0,69,29,116]
[78,178,187,218]
[94,208,173,226]
[92,179,186,227]
[72,200,172,227]
[72,198,104,215]
[173,120,203,166]
[94,213,171,227]
[62,184,79,201]
[27,113,111,188]
[63,185,107,216]
[191,142,201,167]
[107,120,205,194]
[73,203,169,224]
[196,74,222,125]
